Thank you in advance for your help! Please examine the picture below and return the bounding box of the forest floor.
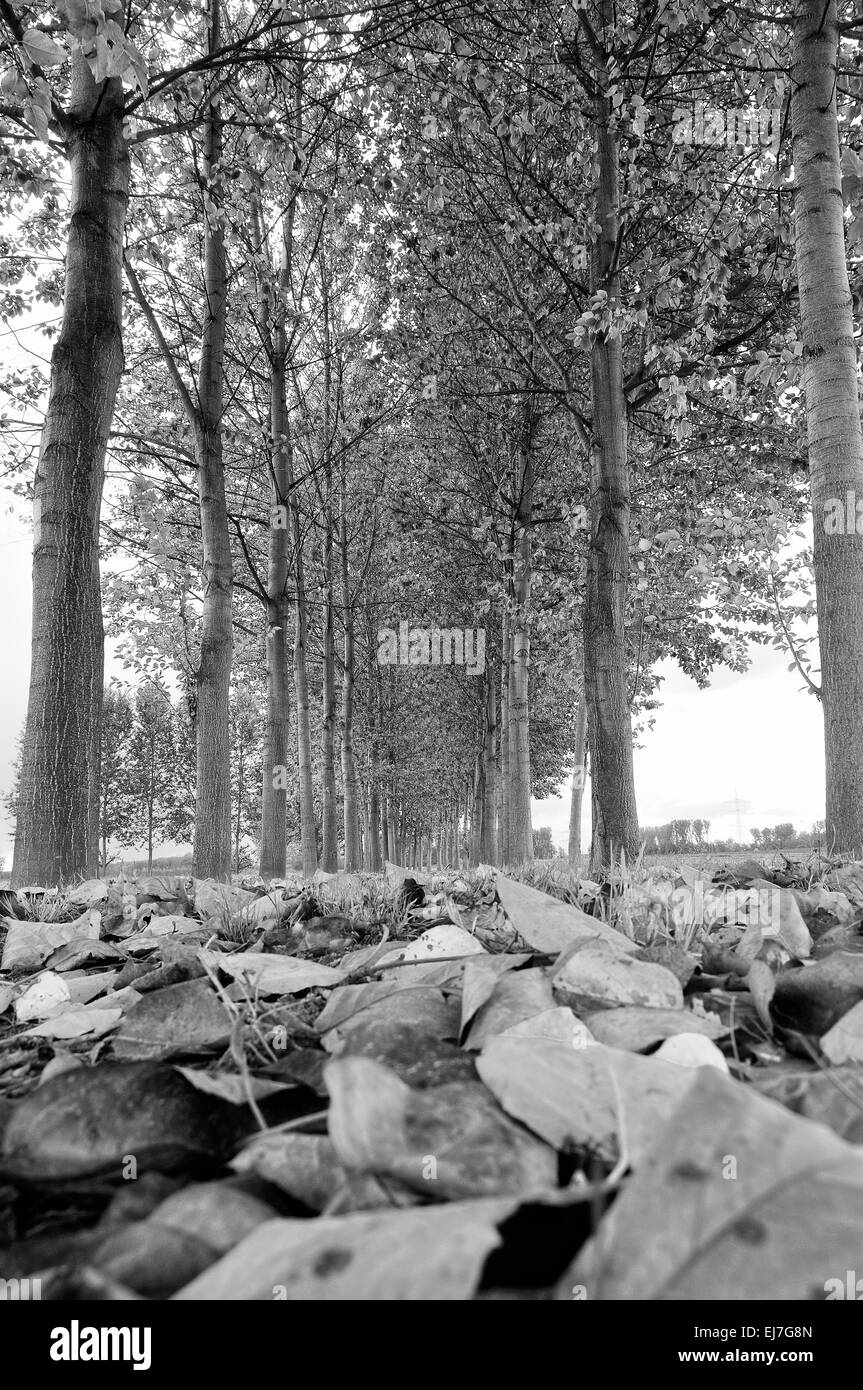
[0,854,861,1299]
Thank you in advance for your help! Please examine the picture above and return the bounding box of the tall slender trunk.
[498,609,510,863]
[12,63,129,886]
[355,765,368,869]
[259,469,290,878]
[367,646,383,870]
[319,255,338,870]
[481,659,497,863]
[470,746,484,864]
[792,0,863,852]
[234,737,244,874]
[381,786,389,866]
[256,81,302,881]
[193,0,232,881]
[339,484,360,868]
[320,522,338,869]
[293,536,317,877]
[387,791,397,862]
[584,5,639,870]
[568,701,588,866]
[508,409,534,863]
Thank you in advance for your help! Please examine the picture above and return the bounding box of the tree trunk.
[319,256,338,870]
[507,408,534,863]
[193,0,233,881]
[367,650,383,870]
[792,0,863,853]
[380,784,389,866]
[234,737,244,874]
[497,609,510,863]
[568,701,588,866]
[339,485,360,869]
[12,63,129,886]
[259,520,290,879]
[293,562,317,877]
[481,667,497,863]
[320,537,338,870]
[470,746,484,865]
[584,10,639,870]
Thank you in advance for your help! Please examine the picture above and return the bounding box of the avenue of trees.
[1,0,862,880]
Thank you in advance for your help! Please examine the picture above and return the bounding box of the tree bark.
[339,479,360,869]
[568,701,588,866]
[192,0,232,880]
[507,405,535,863]
[792,0,863,852]
[497,608,510,862]
[584,6,639,870]
[12,62,129,886]
[481,668,498,863]
[366,646,383,870]
[319,255,338,870]
[293,536,318,877]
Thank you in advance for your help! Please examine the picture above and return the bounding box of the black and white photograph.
[0,0,861,1337]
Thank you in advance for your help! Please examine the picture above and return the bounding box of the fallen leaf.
[459,954,533,1034]
[199,949,345,995]
[0,1061,242,1180]
[584,1006,727,1052]
[173,1066,295,1105]
[231,1132,354,1210]
[652,1033,729,1071]
[821,1001,863,1064]
[1,914,100,972]
[376,924,486,966]
[494,875,638,955]
[113,977,232,1061]
[319,987,460,1054]
[21,1005,122,1040]
[553,940,683,1011]
[477,1034,691,1165]
[464,968,555,1049]
[173,1198,517,1300]
[499,1006,596,1048]
[326,1056,557,1198]
[555,1067,863,1299]
[771,951,863,1037]
[14,970,71,1023]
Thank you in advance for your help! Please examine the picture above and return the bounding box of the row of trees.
[6,684,262,873]
[1,0,862,882]
[642,820,827,855]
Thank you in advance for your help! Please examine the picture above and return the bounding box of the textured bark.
[387,793,397,862]
[507,408,535,864]
[584,11,639,871]
[480,670,497,863]
[13,62,129,886]
[497,609,510,861]
[293,536,317,877]
[339,482,360,869]
[192,1,232,880]
[792,0,863,852]
[259,323,291,877]
[568,701,588,866]
[320,531,338,869]
[366,646,383,870]
[470,745,484,864]
[319,260,338,870]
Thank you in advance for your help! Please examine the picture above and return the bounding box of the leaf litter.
[1,855,863,1299]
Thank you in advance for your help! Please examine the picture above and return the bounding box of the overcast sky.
[0,503,824,865]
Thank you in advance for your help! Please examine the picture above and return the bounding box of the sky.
[0,503,825,865]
